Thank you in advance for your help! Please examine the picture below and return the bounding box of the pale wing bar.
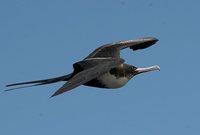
[85,37,158,59]
[114,37,158,50]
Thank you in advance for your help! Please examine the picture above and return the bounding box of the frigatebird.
[5,37,160,97]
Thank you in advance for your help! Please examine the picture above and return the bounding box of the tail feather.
[5,73,73,91]
[5,83,46,91]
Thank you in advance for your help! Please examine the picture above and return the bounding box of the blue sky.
[0,0,200,135]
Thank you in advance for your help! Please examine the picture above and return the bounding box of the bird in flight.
[5,37,160,97]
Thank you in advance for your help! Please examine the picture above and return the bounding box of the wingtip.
[50,91,60,98]
[49,95,55,98]
[152,37,159,42]
[143,37,159,42]
[50,94,56,98]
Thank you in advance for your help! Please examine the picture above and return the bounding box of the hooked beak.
[135,66,160,74]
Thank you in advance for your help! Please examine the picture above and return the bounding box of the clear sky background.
[0,0,200,135]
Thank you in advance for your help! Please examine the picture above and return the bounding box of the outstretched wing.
[51,58,124,97]
[85,37,158,59]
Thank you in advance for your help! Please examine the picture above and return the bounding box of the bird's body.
[95,71,129,88]
[85,72,128,88]
[84,63,133,88]
[5,37,160,97]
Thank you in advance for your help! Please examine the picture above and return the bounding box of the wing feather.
[85,37,158,59]
[51,58,124,97]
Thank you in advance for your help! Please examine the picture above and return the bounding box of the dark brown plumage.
[5,37,160,97]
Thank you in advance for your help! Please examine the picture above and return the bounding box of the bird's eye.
[132,66,136,70]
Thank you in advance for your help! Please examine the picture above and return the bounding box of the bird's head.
[125,65,160,79]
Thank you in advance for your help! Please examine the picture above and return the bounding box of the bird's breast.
[97,72,129,88]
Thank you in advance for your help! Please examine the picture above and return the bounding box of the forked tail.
[5,73,73,91]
